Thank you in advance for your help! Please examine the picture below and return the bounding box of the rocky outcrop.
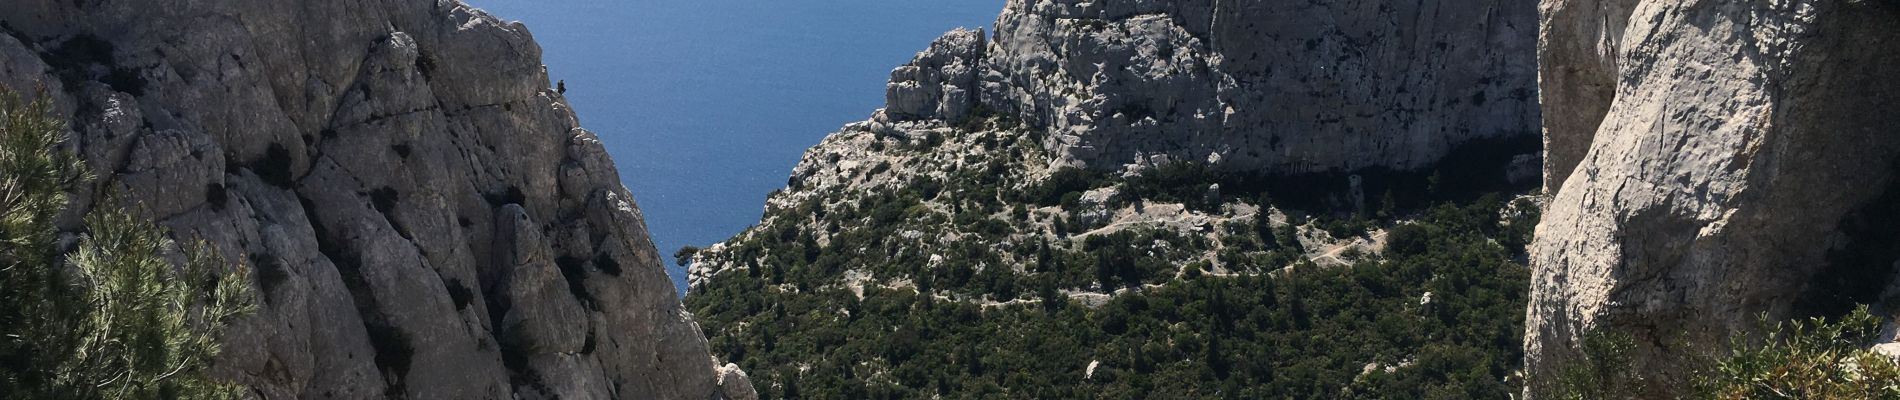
[885,28,988,124]
[865,0,1540,174]
[1526,0,1900,393]
[698,0,1546,291]
[714,363,758,400]
[685,0,1548,396]
[0,1,747,399]
[695,0,1544,295]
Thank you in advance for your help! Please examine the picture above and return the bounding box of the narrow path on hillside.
[1310,230,1388,266]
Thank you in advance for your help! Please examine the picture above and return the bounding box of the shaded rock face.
[1527,0,1900,393]
[872,0,1540,173]
[0,1,747,399]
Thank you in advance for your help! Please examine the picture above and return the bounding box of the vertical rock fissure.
[298,194,413,397]
[1538,0,1638,192]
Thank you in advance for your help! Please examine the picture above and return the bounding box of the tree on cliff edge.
[0,87,255,399]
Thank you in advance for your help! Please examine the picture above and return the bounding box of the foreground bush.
[1698,305,1900,400]
[0,88,255,399]
[1545,305,1900,400]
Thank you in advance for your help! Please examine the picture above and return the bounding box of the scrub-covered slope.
[687,77,1542,397]
[686,0,1543,396]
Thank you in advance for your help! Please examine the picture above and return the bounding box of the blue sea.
[464,1,1005,293]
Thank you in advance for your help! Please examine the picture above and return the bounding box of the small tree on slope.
[0,87,255,400]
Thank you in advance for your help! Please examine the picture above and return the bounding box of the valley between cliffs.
[686,0,1900,398]
[4,0,1898,398]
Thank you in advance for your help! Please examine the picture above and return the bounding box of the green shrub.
[1698,306,1900,400]
[0,88,256,400]
[690,186,1534,399]
[1024,167,1101,206]
[675,245,702,267]
[1123,161,1225,212]
[1535,330,1648,400]
[1543,306,1900,400]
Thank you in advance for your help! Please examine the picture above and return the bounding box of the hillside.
[8,0,1897,398]
[684,0,1543,396]
[685,103,1543,397]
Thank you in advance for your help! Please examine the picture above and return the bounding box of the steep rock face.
[699,0,1545,293]
[1526,0,1900,392]
[0,1,747,399]
[870,0,1540,173]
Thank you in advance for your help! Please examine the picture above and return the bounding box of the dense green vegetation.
[1544,306,1900,400]
[692,193,1535,399]
[1699,306,1900,399]
[0,89,255,399]
[687,116,1542,398]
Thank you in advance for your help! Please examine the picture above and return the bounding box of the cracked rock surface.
[1527,0,1900,394]
[867,0,1539,173]
[0,1,749,399]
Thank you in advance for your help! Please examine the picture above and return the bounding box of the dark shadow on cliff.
[1785,0,1900,321]
[1795,159,1900,319]
[1205,133,1542,219]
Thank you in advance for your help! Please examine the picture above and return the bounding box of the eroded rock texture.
[0,1,747,399]
[693,0,1543,291]
[867,0,1540,173]
[1527,0,1900,393]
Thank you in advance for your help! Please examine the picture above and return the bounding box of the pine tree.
[1253,195,1279,251]
[0,87,255,399]
[0,85,84,398]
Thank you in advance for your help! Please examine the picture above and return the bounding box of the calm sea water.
[465,1,1004,293]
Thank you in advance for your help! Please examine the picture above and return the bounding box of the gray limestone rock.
[715,363,759,400]
[882,0,1541,174]
[0,1,750,399]
[1526,0,1900,395]
[885,28,987,123]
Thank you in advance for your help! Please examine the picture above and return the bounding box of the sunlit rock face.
[1526,0,1900,395]
[871,0,1540,174]
[690,0,1543,292]
[0,1,749,398]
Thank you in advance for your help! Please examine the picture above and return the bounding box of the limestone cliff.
[1526,0,1900,393]
[695,0,1544,294]
[873,0,1539,174]
[0,1,747,399]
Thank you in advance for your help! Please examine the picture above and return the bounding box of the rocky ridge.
[0,1,747,399]
[681,88,1542,396]
[1527,0,1900,394]
[688,99,1367,290]
[692,0,1547,301]
[870,0,1540,174]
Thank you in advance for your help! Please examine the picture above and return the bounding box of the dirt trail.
[1310,230,1388,266]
